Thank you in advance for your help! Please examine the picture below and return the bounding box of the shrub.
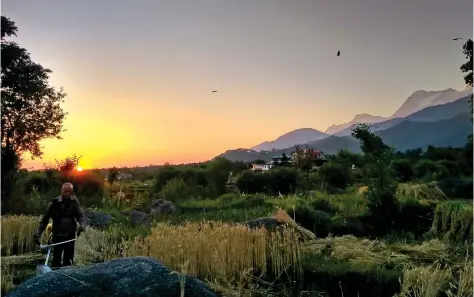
[414,159,439,180]
[390,158,414,182]
[159,178,196,203]
[288,206,333,237]
[319,161,351,189]
[332,215,366,237]
[395,197,436,237]
[236,171,268,194]
[436,178,473,199]
[217,193,240,206]
[309,198,339,215]
[301,257,402,297]
[265,167,300,195]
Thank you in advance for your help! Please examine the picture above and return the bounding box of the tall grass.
[430,201,473,243]
[1,216,41,256]
[121,221,303,284]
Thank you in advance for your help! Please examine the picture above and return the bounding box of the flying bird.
[212,90,218,94]
[452,38,463,41]
[336,51,340,56]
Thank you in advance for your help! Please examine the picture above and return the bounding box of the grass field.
[1,182,472,296]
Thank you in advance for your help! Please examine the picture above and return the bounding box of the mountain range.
[217,88,473,162]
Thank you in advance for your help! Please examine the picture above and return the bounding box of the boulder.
[121,210,149,226]
[244,216,316,241]
[150,199,177,216]
[83,210,113,230]
[7,257,220,297]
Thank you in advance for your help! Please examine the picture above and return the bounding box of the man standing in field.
[34,182,86,268]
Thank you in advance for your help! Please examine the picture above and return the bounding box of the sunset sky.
[3,0,473,169]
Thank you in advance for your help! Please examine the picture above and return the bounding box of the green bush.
[301,257,402,297]
[436,178,473,199]
[288,206,333,237]
[396,198,435,237]
[217,193,240,206]
[310,198,339,215]
[236,171,268,194]
[332,215,366,237]
[159,178,196,203]
[390,158,414,182]
[319,161,351,189]
[265,167,300,195]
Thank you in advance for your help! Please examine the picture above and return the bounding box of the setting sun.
[76,166,84,172]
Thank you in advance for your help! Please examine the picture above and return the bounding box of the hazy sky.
[3,0,473,169]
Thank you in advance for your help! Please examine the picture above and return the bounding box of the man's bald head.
[61,182,74,199]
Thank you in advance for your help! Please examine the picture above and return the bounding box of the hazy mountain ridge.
[218,88,472,161]
[325,114,389,135]
[333,95,472,137]
[250,128,329,152]
[217,112,472,162]
[326,88,472,136]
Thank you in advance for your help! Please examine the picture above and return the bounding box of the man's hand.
[77,225,85,237]
[33,234,41,245]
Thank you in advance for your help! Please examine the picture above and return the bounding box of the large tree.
[1,16,67,159]
[460,39,473,115]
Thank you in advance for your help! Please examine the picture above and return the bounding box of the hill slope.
[250,128,329,152]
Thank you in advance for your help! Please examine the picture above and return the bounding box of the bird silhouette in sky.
[336,51,340,56]
[452,38,463,41]
[212,90,218,94]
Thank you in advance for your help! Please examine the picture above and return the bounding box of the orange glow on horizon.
[76,166,83,172]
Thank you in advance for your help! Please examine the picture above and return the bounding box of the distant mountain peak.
[250,128,329,152]
[391,88,467,118]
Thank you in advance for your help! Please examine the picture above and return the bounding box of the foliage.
[390,158,414,182]
[1,16,67,158]
[351,123,398,232]
[107,166,119,185]
[460,39,473,115]
[54,154,81,178]
[159,178,196,203]
[319,161,352,189]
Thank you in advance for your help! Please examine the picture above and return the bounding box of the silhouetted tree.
[108,166,119,185]
[1,16,67,212]
[55,154,81,178]
[1,16,67,158]
[460,39,473,115]
[351,124,397,233]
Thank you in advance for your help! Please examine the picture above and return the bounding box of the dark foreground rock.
[7,257,220,297]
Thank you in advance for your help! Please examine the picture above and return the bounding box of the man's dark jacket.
[36,196,86,238]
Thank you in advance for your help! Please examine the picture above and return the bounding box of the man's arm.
[36,202,53,237]
[74,199,86,227]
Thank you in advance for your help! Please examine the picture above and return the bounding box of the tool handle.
[39,238,77,249]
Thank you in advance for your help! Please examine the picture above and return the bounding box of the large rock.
[7,257,220,297]
[150,199,177,216]
[83,210,113,229]
[244,217,316,241]
[121,210,149,226]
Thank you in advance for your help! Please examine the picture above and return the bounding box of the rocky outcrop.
[7,257,220,297]
[120,210,149,226]
[150,199,176,216]
[83,210,113,229]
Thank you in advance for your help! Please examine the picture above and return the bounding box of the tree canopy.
[1,15,67,159]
